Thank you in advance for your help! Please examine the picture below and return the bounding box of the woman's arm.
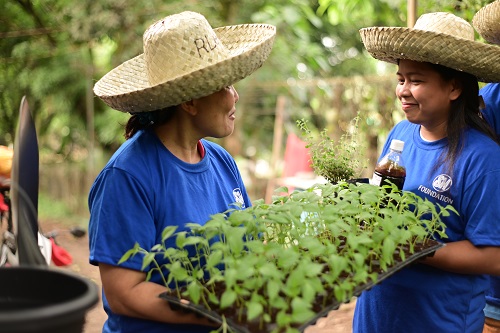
[99,263,217,326]
[421,240,500,275]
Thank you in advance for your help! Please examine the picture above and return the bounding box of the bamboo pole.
[265,95,286,204]
[408,0,418,28]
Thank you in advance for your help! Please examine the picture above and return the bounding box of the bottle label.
[373,171,405,190]
[372,173,382,186]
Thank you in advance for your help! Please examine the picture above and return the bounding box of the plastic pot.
[0,266,99,333]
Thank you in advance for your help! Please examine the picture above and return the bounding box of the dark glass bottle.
[372,139,406,191]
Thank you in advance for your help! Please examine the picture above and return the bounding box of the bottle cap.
[390,139,404,152]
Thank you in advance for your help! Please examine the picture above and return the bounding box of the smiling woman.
[395,60,461,139]
[353,9,500,332]
[356,10,500,333]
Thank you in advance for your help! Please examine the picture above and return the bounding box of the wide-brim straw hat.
[94,11,276,112]
[359,12,500,82]
[473,0,500,45]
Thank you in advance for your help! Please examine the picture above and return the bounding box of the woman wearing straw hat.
[474,1,500,332]
[475,0,500,138]
[89,11,275,333]
[355,11,500,333]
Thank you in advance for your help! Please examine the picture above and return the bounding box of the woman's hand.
[99,263,219,327]
[421,240,500,275]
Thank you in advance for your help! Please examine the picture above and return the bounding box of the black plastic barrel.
[0,266,99,333]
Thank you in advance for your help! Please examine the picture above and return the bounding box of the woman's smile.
[400,102,417,112]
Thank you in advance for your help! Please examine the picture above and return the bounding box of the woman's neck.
[420,121,447,141]
[154,124,202,163]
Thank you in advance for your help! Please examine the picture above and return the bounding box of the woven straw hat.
[473,0,500,45]
[94,11,276,112]
[359,12,500,82]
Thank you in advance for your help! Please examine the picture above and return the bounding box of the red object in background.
[50,238,73,266]
[282,133,314,177]
[0,193,8,212]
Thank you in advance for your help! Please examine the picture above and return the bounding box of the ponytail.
[124,105,177,139]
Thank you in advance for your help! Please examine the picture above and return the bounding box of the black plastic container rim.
[0,266,99,331]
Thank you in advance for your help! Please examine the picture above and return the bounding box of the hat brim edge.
[94,24,276,112]
[472,0,500,45]
[360,26,500,83]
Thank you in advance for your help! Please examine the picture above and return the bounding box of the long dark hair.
[430,63,498,173]
[124,105,178,139]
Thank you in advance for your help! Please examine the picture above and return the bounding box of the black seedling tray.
[159,240,444,333]
[297,240,443,330]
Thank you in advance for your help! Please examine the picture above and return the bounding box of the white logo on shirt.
[233,188,245,208]
[432,174,453,192]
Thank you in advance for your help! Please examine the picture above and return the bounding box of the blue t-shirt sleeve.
[462,169,500,246]
[88,168,155,270]
[480,83,500,135]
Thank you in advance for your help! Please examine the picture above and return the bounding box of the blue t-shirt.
[353,120,500,332]
[88,129,251,333]
[480,83,500,314]
[481,83,500,139]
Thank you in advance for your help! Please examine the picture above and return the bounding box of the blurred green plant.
[297,116,367,183]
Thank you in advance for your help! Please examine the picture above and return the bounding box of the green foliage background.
[2,0,493,149]
[0,0,495,214]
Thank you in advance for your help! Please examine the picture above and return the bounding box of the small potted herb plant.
[121,181,454,333]
[296,117,367,184]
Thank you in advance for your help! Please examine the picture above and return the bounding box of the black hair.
[429,63,498,173]
[124,105,178,139]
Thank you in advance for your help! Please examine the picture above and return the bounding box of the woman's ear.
[180,100,198,116]
[449,78,463,101]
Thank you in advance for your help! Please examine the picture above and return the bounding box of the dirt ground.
[40,219,355,333]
